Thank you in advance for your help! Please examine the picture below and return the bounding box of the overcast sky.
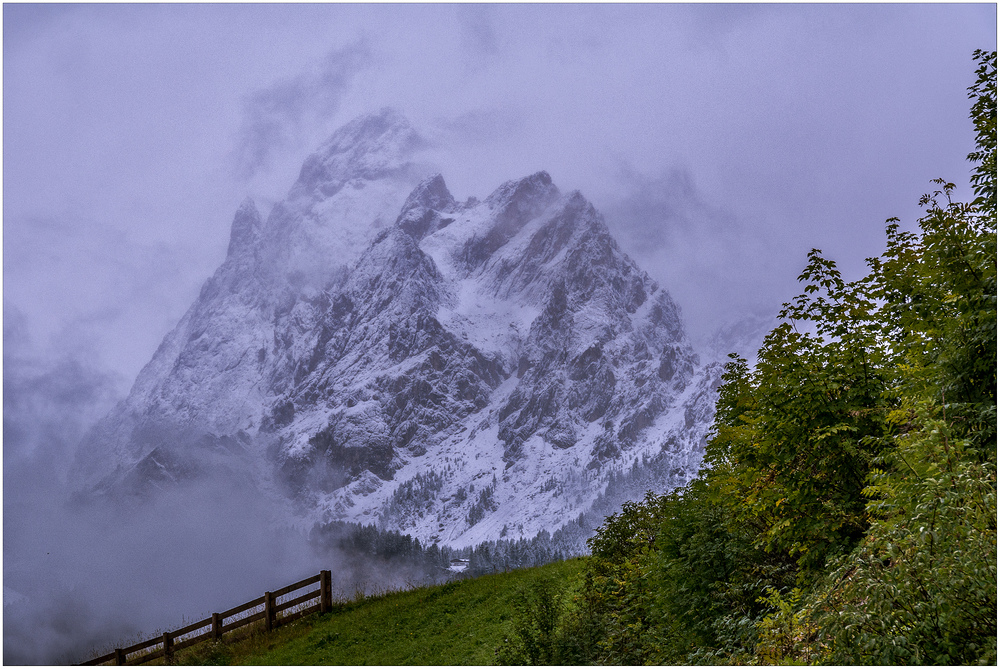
[4,3,996,390]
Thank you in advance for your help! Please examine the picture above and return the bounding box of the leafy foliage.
[968,49,997,217]
[705,246,897,576]
[494,492,678,665]
[812,404,997,664]
[577,492,671,664]
[650,478,798,663]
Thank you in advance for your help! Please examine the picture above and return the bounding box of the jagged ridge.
[76,110,741,550]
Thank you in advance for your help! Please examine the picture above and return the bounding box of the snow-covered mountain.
[75,108,755,548]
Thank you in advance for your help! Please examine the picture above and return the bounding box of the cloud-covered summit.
[233,41,374,182]
[71,111,732,557]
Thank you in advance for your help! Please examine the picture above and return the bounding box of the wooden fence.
[81,570,332,666]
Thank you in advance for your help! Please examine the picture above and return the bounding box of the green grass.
[172,558,585,665]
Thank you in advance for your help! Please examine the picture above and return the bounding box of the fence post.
[114,648,125,665]
[320,570,332,614]
[162,632,173,664]
[211,613,222,641]
[264,591,274,633]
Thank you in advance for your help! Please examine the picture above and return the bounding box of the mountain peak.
[226,197,263,258]
[395,174,457,239]
[290,107,422,199]
[319,107,415,157]
[486,171,556,209]
[401,174,456,213]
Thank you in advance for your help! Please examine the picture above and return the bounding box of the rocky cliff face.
[76,109,741,548]
[75,109,429,487]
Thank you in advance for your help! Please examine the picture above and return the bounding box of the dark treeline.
[495,50,997,666]
[308,519,576,585]
[465,530,568,576]
[308,521,457,588]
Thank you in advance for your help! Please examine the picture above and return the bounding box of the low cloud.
[456,4,500,72]
[3,475,319,665]
[599,163,793,344]
[3,306,122,478]
[1,320,316,664]
[232,41,373,181]
[430,107,525,146]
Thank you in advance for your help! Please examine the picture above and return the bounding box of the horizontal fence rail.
[80,570,332,666]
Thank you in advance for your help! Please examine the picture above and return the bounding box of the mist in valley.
[3,312,452,664]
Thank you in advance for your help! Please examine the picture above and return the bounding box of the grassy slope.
[174,558,584,666]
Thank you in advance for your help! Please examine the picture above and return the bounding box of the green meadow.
[167,559,584,666]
